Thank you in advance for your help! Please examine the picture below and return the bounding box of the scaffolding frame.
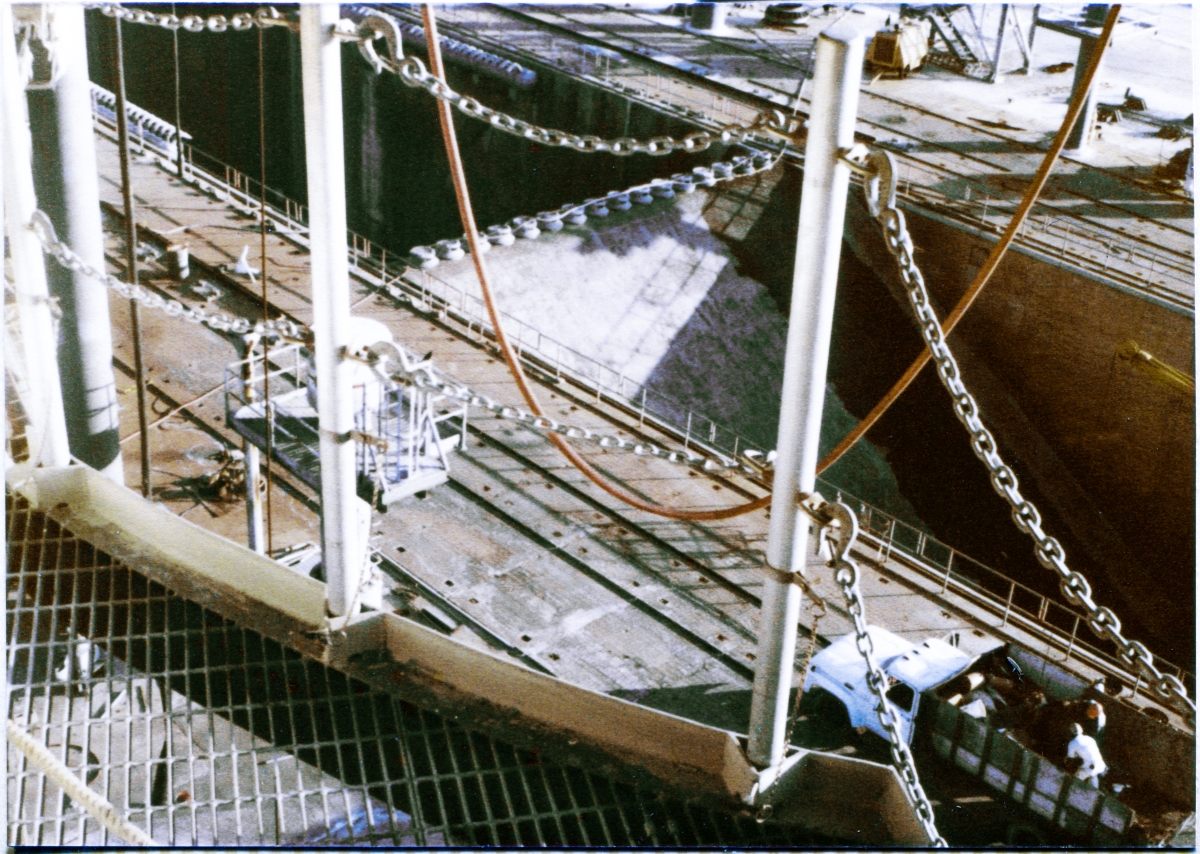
[223,342,466,506]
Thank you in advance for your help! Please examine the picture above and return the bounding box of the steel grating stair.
[5,493,828,847]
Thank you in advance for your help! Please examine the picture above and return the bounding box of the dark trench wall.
[86,7,308,210]
[86,8,733,258]
[339,35,735,252]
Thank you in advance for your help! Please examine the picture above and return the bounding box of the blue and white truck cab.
[805,625,978,745]
[802,625,1194,846]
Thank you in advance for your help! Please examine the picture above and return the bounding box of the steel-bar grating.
[6,493,826,847]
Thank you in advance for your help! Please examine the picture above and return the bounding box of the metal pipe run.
[172,3,185,180]
[747,20,865,770]
[111,13,151,497]
[26,4,124,483]
[1065,29,1104,151]
[301,4,360,617]
[245,442,265,554]
[1,3,71,469]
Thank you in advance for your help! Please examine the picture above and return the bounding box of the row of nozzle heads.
[407,152,775,267]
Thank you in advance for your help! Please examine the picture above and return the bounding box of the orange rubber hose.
[422,5,770,521]
[817,5,1122,475]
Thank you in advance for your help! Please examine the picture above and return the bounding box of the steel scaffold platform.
[5,493,824,847]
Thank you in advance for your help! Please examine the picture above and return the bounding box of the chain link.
[27,211,770,482]
[857,148,1195,719]
[409,149,779,265]
[28,211,307,343]
[89,3,295,33]
[389,356,772,481]
[90,2,793,158]
[816,497,947,847]
[385,52,792,157]
[782,595,825,751]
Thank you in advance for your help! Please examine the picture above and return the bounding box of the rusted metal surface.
[7,467,937,844]
[5,488,833,846]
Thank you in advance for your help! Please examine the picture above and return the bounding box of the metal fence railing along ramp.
[88,82,1194,707]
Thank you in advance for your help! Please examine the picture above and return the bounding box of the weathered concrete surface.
[472,3,1193,269]
[84,128,1185,737]
[424,169,922,523]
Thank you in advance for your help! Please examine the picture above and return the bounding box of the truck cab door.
[884,681,918,744]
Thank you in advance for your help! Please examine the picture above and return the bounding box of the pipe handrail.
[88,85,1194,697]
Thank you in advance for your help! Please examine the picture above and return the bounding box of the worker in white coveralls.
[1066,722,1107,786]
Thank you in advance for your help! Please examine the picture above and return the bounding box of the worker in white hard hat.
[1083,699,1107,749]
[1066,722,1107,786]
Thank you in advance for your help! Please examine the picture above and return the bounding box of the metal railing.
[88,84,1194,701]
[883,155,1194,311]
[428,5,1194,314]
[222,344,322,491]
[839,488,1196,701]
[5,495,822,847]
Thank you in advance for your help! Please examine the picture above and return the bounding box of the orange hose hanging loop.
[421,5,770,521]
[817,5,1122,476]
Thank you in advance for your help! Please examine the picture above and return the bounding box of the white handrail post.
[1,3,71,469]
[301,4,360,617]
[245,442,265,554]
[747,20,865,770]
[25,4,124,484]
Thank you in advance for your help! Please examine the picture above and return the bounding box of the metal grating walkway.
[5,492,826,847]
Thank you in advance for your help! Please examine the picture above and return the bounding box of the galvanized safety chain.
[28,211,307,344]
[360,341,772,481]
[89,3,296,33]
[386,53,792,157]
[852,147,1195,719]
[86,4,793,157]
[27,211,771,481]
[430,376,768,478]
[408,151,780,268]
[816,495,946,847]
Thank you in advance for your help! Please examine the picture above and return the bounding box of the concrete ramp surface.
[8,463,931,846]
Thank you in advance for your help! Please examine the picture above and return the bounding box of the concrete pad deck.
[85,123,1182,735]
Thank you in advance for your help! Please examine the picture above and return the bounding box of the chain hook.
[824,498,947,845]
[821,498,860,567]
[756,108,801,140]
[253,6,292,31]
[357,13,404,74]
[27,210,59,246]
[863,149,898,220]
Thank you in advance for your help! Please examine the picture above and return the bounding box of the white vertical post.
[747,21,865,770]
[26,5,124,484]
[301,5,359,617]
[1,9,7,830]
[986,4,1009,84]
[1,3,70,469]
[244,442,265,554]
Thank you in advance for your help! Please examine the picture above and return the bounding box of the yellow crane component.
[1116,340,1195,396]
